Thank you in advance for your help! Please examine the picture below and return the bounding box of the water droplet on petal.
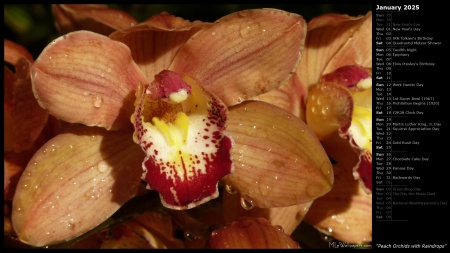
[225,184,237,194]
[96,161,110,173]
[239,23,251,38]
[321,106,329,115]
[274,225,284,233]
[320,232,334,242]
[240,196,254,210]
[184,230,198,241]
[93,94,103,108]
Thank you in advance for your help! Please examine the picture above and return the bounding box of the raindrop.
[316,96,322,105]
[274,225,284,233]
[93,94,103,108]
[225,184,237,194]
[239,24,251,38]
[240,196,254,210]
[96,161,110,173]
[319,232,335,242]
[259,184,270,197]
[211,31,216,36]
[321,106,329,115]
[184,230,198,241]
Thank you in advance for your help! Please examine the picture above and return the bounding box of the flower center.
[132,70,233,210]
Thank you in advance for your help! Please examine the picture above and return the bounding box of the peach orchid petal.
[31,31,148,131]
[306,81,353,141]
[170,9,306,106]
[4,39,34,64]
[224,100,333,208]
[298,12,372,89]
[254,72,307,121]
[52,4,138,35]
[305,133,372,244]
[222,189,313,235]
[307,66,372,192]
[110,12,210,82]
[208,217,300,249]
[6,58,49,153]
[12,125,144,247]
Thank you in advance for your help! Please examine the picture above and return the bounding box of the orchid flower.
[11,8,333,247]
[296,12,373,244]
[4,39,58,240]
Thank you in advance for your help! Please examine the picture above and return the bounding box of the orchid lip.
[132,70,233,210]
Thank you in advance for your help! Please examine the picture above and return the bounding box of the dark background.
[4,4,372,59]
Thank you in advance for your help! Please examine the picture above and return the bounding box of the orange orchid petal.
[306,81,353,140]
[110,12,211,82]
[31,31,148,130]
[7,58,49,153]
[170,9,306,106]
[12,126,144,247]
[298,12,372,89]
[224,100,333,208]
[4,39,34,64]
[304,134,372,244]
[254,72,307,121]
[208,217,300,249]
[53,4,138,35]
[222,189,313,235]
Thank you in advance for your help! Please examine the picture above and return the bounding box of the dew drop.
[96,161,110,173]
[274,225,284,233]
[184,231,198,241]
[259,184,270,197]
[240,196,254,210]
[319,232,334,242]
[225,184,237,194]
[316,96,322,105]
[321,106,329,115]
[239,24,251,38]
[93,94,103,108]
